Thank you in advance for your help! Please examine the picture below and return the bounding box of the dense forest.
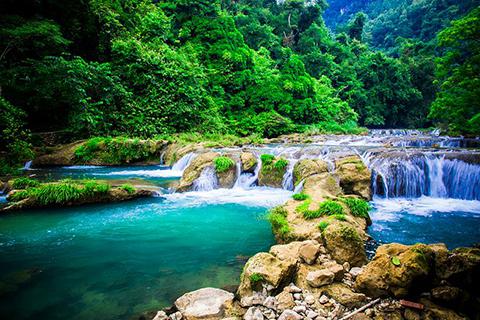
[1,0,479,173]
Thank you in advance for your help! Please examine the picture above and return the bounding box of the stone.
[292,159,329,184]
[270,242,303,261]
[334,156,371,200]
[355,243,434,298]
[321,283,367,308]
[292,305,306,314]
[342,262,351,272]
[299,241,321,265]
[431,286,464,303]
[174,287,234,320]
[349,267,363,278]
[306,270,334,288]
[304,294,315,305]
[241,152,257,173]
[258,157,289,188]
[277,310,302,320]
[319,295,329,304]
[237,253,297,298]
[306,310,318,319]
[435,246,480,290]
[170,312,183,320]
[262,296,277,310]
[323,223,367,267]
[420,298,466,320]
[323,261,345,281]
[286,284,302,293]
[275,290,295,311]
[240,293,266,307]
[216,156,238,189]
[153,311,168,320]
[293,293,301,300]
[244,307,264,320]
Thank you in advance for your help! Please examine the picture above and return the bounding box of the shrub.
[318,221,330,232]
[249,273,264,284]
[274,158,288,170]
[83,180,111,195]
[260,154,275,166]
[317,200,344,216]
[267,206,291,240]
[8,190,29,202]
[292,193,309,201]
[213,156,235,173]
[341,197,370,218]
[32,183,83,205]
[120,184,136,194]
[12,177,40,189]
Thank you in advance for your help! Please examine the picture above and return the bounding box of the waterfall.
[172,153,196,172]
[233,157,261,189]
[366,153,480,200]
[282,160,297,191]
[23,160,32,170]
[192,167,218,191]
[159,152,166,165]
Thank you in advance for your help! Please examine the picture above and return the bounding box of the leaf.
[391,256,401,266]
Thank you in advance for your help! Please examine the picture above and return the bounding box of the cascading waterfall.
[366,153,480,200]
[23,160,32,170]
[192,167,218,191]
[233,156,262,189]
[171,153,196,172]
[282,160,297,191]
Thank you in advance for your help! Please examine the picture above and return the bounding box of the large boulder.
[355,243,434,298]
[174,287,234,320]
[320,283,367,308]
[237,253,297,298]
[334,156,371,200]
[177,152,219,192]
[32,141,85,166]
[302,173,343,201]
[434,246,480,290]
[322,222,367,267]
[258,157,288,188]
[293,159,328,185]
[269,241,304,261]
[215,155,238,189]
[241,152,257,173]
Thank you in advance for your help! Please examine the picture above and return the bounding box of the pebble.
[319,295,329,304]
[278,310,303,320]
[244,307,265,320]
[288,284,302,293]
[293,305,306,314]
[342,262,350,272]
[304,294,315,305]
[293,293,302,300]
[152,311,168,320]
[263,296,277,310]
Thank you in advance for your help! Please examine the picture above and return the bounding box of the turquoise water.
[369,197,480,249]
[0,189,289,320]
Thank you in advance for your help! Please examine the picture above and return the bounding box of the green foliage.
[120,184,136,194]
[74,137,159,164]
[331,213,347,221]
[292,193,309,201]
[318,220,330,232]
[83,180,111,195]
[339,225,362,243]
[267,206,291,240]
[317,200,344,216]
[391,256,401,266]
[249,273,264,284]
[340,197,370,218]
[274,158,288,170]
[213,156,235,173]
[296,198,312,214]
[260,154,275,166]
[12,177,40,189]
[8,190,30,202]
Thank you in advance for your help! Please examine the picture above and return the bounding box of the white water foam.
[62,165,105,170]
[164,187,292,208]
[371,196,480,221]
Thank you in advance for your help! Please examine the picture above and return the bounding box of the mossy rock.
[293,159,329,185]
[177,152,219,192]
[322,222,367,267]
[240,152,257,173]
[258,156,288,188]
[335,155,372,200]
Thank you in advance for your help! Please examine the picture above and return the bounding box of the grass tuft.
[213,156,235,173]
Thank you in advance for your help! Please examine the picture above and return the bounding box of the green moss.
[340,197,370,218]
[213,156,235,173]
[267,206,291,240]
[339,225,362,243]
[274,158,288,170]
[11,177,40,189]
[260,154,275,166]
[119,184,136,194]
[249,273,264,284]
[292,193,309,201]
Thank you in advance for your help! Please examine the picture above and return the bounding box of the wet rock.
[240,293,266,307]
[152,311,168,320]
[334,156,371,200]
[174,287,234,320]
[241,152,257,173]
[319,295,329,304]
[306,269,335,288]
[299,241,321,265]
[293,159,328,184]
[435,246,480,290]
[177,152,219,192]
[355,243,434,298]
[321,283,366,308]
[323,222,367,267]
[216,155,237,189]
[237,253,297,298]
[277,310,302,320]
[258,157,288,188]
[244,307,264,320]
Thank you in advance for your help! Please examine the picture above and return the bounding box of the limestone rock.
[153,311,168,320]
[174,288,234,320]
[299,240,321,265]
[269,242,303,261]
[320,283,366,308]
[306,269,334,288]
[293,159,328,185]
[216,155,237,189]
[277,310,302,320]
[334,156,371,200]
[258,157,288,188]
[177,152,219,192]
[237,253,297,298]
[435,246,480,290]
[32,141,85,166]
[243,307,264,320]
[302,173,343,201]
[323,222,367,267]
[275,289,295,311]
[241,152,257,173]
[355,243,434,298]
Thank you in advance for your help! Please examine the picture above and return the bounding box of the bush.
[12,177,40,189]
[32,183,83,205]
[83,180,111,195]
[213,156,235,173]
[317,200,344,216]
[260,154,275,166]
[267,206,291,240]
[292,193,309,201]
[120,184,136,194]
[274,158,288,170]
[340,197,370,218]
